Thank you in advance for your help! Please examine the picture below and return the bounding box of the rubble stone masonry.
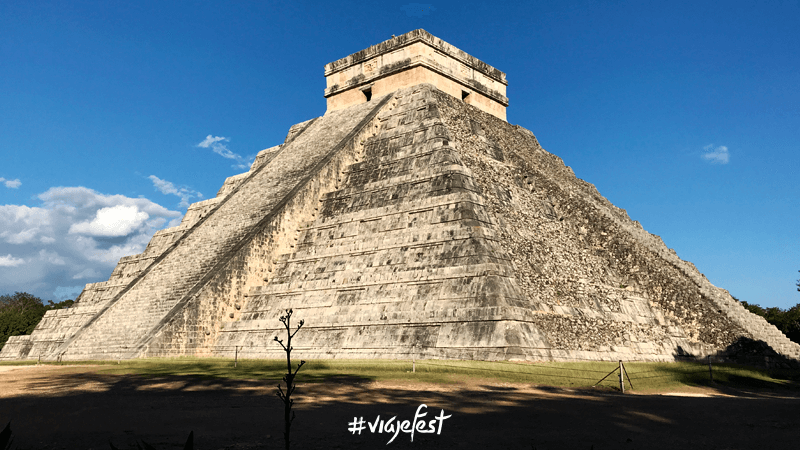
[3,30,796,365]
[3,84,797,364]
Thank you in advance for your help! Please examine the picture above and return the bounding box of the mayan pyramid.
[3,30,798,364]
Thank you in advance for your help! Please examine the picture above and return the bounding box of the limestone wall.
[203,84,774,363]
[325,30,508,120]
[1,158,245,360]
[0,281,125,360]
[0,100,378,361]
[432,88,800,362]
[213,85,533,360]
[140,98,393,358]
[3,83,796,365]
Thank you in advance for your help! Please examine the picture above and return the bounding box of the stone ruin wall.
[169,84,798,363]
[141,106,391,358]
[324,29,508,120]
[220,86,533,361]
[431,88,800,362]
[3,83,798,365]
[0,196,221,360]
[0,98,392,361]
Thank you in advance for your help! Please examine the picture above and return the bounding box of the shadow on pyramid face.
[673,337,800,370]
[720,336,800,369]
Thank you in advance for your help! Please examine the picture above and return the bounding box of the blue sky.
[1,1,798,309]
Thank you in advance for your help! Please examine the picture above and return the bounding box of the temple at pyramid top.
[324,29,509,120]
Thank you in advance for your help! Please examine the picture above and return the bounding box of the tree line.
[738,297,800,345]
[0,292,73,351]
[736,270,800,344]
[736,269,800,345]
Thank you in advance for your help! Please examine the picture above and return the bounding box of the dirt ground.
[0,365,798,450]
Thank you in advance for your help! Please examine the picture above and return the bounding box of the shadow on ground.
[1,366,799,449]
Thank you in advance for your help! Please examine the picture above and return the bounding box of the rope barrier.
[415,361,601,381]
[67,349,794,392]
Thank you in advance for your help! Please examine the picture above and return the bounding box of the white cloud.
[197,135,253,169]
[148,175,203,208]
[69,205,150,237]
[0,177,22,189]
[3,228,39,245]
[0,186,182,300]
[72,268,101,279]
[197,135,228,148]
[702,144,730,164]
[0,254,25,267]
[38,249,65,265]
[198,135,236,160]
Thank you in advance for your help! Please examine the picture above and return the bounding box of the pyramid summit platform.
[2,30,798,365]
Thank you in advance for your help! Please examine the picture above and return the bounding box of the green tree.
[0,292,73,351]
[782,304,800,343]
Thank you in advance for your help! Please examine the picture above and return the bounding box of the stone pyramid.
[3,30,798,364]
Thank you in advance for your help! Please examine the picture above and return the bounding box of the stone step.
[55,96,392,360]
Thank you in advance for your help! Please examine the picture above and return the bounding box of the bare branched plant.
[274,309,306,450]
[1,421,13,450]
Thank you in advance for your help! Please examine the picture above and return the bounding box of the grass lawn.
[2,357,798,392]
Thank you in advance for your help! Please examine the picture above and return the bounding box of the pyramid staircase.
[2,84,797,365]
